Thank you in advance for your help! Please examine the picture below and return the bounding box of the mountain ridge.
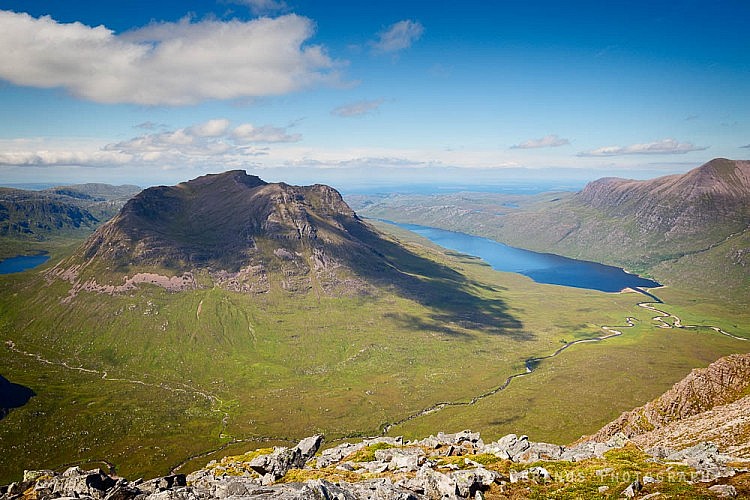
[585,353,750,457]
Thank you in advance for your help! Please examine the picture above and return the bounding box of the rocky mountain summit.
[3,430,747,499]
[50,171,425,297]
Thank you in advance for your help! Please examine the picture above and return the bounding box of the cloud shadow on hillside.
[337,219,530,341]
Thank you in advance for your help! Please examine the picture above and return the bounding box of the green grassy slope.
[2,223,748,483]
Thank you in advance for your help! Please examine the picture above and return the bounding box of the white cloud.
[0,119,298,168]
[578,138,709,157]
[230,0,288,15]
[188,119,231,138]
[135,121,166,131]
[0,11,340,105]
[511,134,570,149]
[331,99,384,117]
[370,20,424,54]
[0,150,132,167]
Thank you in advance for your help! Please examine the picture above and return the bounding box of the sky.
[0,0,748,191]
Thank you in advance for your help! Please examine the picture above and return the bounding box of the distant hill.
[0,183,140,240]
[0,187,100,238]
[43,183,141,203]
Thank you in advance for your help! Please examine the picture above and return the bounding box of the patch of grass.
[346,442,396,463]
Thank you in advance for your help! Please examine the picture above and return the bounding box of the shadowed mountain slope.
[52,170,522,335]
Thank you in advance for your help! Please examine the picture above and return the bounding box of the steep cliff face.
[586,353,750,457]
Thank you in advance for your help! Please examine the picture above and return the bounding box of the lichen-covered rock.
[2,431,748,500]
[449,468,497,497]
[709,484,738,498]
[316,442,366,468]
[248,435,324,480]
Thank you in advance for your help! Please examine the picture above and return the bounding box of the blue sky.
[0,0,748,190]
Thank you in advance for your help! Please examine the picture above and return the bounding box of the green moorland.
[1,222,748,483]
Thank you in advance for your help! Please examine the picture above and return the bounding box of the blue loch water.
[0,254,50,274]
[394,222,661,292]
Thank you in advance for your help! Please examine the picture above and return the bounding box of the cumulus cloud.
[511,134,570,149]
[370,20,424,54]
[230,0,288,15]
[331,99,384,117]
[188,119,231,138]
[0,119,299,168]
[0,150,132,167]
[578,138,709,157]
[0,11,339,105]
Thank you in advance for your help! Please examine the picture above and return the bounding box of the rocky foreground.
[2,430,748,499]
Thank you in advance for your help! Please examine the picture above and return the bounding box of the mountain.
[0,183,141,258]
[572,158,750,257]
[55,170,461,297]
[586,353,750,458]
[498,157,750,258]
[43,183,141,203]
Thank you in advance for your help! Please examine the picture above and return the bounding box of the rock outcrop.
[4,431,747,499]
[585,353,750,457]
